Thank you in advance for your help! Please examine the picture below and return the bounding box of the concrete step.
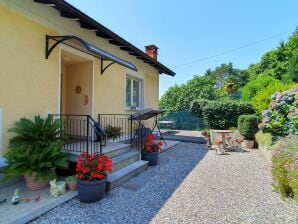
[107,160,148,191]
[65,144,132,162]
[104,144,132,158]
[112,150,140,173]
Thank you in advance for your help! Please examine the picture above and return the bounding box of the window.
[126,77,142,109]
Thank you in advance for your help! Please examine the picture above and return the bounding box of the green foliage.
[202,100,254,129]
[247,29,298,83]
[159,75,217,114]
[272,151,294,199]
[65,175,77,183]
[4,144,68,182]
[289,167,298,202]
[237,115,259,140]
[251,81,293,114]
[240,75,279,102]
[105,125,122,141]
[8,115,67,149]
[3,115,69,182]
[255,131,272,148]
[271,136,298,200]
[190,99,210,117]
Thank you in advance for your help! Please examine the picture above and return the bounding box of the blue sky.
[67,0,297,96]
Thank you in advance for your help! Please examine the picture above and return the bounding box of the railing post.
[86,115,89,155]
[130,115,133,146]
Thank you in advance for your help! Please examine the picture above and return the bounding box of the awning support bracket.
[101,59,115,75]
[44,35,137,74]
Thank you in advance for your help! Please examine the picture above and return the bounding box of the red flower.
[75,152,113,181]
[143,135,163,153]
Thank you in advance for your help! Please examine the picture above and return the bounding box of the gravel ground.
[32,143,298,224]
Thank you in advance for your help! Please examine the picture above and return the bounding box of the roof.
[33,0,175,76]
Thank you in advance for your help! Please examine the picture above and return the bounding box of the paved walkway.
[32,143,298,224]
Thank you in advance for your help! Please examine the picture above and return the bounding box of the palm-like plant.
[3,115,69,182]
[9,115,67,149]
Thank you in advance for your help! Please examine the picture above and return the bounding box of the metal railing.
[98,114,146,151]
[50,114,107,155]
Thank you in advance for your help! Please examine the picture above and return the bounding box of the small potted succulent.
[237,115,259,149]
[141,134,163,166]
[65,175,77,191]
[76,153,112,203]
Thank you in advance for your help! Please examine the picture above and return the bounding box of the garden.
[160,29,298,203]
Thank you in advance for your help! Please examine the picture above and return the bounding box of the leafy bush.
[9,115,67,149]
[271,136,298,200]
[240,75,279,102]
[202,100,254,129]
[105,125,122,141]
[272,151,294,199]
[4,144,68,182]
[251,81,293,114]
[190,99,210,117]
[255,131,272,148]
[3,115,68,182]
[237,115,259,140]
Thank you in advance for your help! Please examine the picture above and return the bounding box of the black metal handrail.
[50,114,106,155]
[98,113,146,151]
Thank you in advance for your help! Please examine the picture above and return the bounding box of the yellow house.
[0,0,175,159]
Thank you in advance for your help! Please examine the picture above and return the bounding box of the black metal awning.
[46,35,137,74]
[33,0,175,76]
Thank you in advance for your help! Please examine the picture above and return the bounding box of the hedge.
[201,100,255,129]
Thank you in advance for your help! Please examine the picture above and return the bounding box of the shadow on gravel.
[31,143,208,224]
[121,142,208,223]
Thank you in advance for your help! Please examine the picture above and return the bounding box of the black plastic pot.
[77,177,106,203]
[141,152,158,166]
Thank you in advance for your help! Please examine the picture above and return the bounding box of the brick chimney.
[145,45,158,61]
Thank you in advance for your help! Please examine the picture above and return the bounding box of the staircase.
[103,144,148,191]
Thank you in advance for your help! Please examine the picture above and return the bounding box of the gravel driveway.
[32,143,298,224]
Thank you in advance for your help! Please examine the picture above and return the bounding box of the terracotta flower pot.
[241,140,255,149]
[77,178,107,203]
[141,152,158,166]
[24,172,49,191]
[67,182,77,191]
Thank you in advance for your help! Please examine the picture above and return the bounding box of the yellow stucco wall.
[0,1,161,154]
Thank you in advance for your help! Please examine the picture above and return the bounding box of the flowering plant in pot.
[75,153,112,203]
[141,134,163,166]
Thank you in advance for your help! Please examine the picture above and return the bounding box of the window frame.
[125,75,143,110]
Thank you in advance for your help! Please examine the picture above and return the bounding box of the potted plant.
[237,115,259,149]
[65,175,77,191]
[105,125,122,142]
[3,115,68,190]
[141,134,163,166]
[76,153,112,203]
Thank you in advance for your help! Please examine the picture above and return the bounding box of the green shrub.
[105,125,122,141]
[251,82,293,114]
[202,100,255,129]
[240,75,279,102]
[272,151,294,199]
[271,136,298,200]
[255,131,272,148]
[190,99,210,117]
[3,115,69,182]
[237,115,259,140]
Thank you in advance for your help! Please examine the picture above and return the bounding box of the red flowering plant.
[75,152,112,181]
[144,134,163,153]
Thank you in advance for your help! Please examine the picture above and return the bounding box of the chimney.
[145,45,158,61]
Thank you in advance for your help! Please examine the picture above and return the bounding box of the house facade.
[0,0,174,155]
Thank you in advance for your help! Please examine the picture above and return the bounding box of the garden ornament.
[11,188,20,205]
[49,179,66,197]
